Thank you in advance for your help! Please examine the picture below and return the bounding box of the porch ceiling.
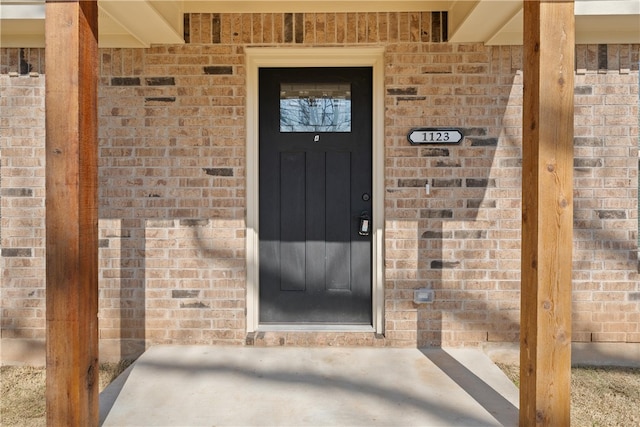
[0,0,185,48]
[447,0,640,45]
[1,0,639,48]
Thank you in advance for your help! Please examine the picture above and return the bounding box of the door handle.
[358,211,371,236]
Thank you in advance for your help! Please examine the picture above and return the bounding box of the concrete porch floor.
[100,346,519,427]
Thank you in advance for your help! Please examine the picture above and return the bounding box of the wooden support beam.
[45,1,99,426]
[520,1,574,426]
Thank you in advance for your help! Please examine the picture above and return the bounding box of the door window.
[279,83,352,132]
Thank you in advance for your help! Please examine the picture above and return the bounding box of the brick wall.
[572,45,640,343]
[97,43,247,358]
[384,42,639,347]
[1,13,639,362]
[0,49,46,355]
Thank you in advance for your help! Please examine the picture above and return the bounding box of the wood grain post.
[520,1,574,426]
[45,1,99,425]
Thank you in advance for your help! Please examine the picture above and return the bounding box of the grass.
[0,361,131,427]
[497,363,640,426]
[2,361,639,426]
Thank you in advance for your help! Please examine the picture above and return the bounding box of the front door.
[259,67,372,325]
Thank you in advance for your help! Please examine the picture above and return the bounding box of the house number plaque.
[407,128,463,145]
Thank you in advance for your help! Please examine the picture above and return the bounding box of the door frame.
[245,47,385,333]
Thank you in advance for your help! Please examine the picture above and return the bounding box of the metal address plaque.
[407,128,463,145]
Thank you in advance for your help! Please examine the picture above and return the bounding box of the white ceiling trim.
[448,1,479,37]
[98,4,148,48]
[575,0,640,15]
[0,0,184,48]
[449,0,640,45]
[448,0,522,44]
[484,8,522,46]
[0,1,45,47]
[575,14,640,44]
[0,33,44,48]
[99,0,183,48]
[0,1,44,19]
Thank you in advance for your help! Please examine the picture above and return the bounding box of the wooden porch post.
[45,1,99,425]
[520,1,574,426]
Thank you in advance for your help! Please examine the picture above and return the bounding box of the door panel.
[325,151,352,291]
[279,152,306,291]
[259,67,372,324]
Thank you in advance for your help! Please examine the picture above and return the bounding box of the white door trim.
[245,47,385,333]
